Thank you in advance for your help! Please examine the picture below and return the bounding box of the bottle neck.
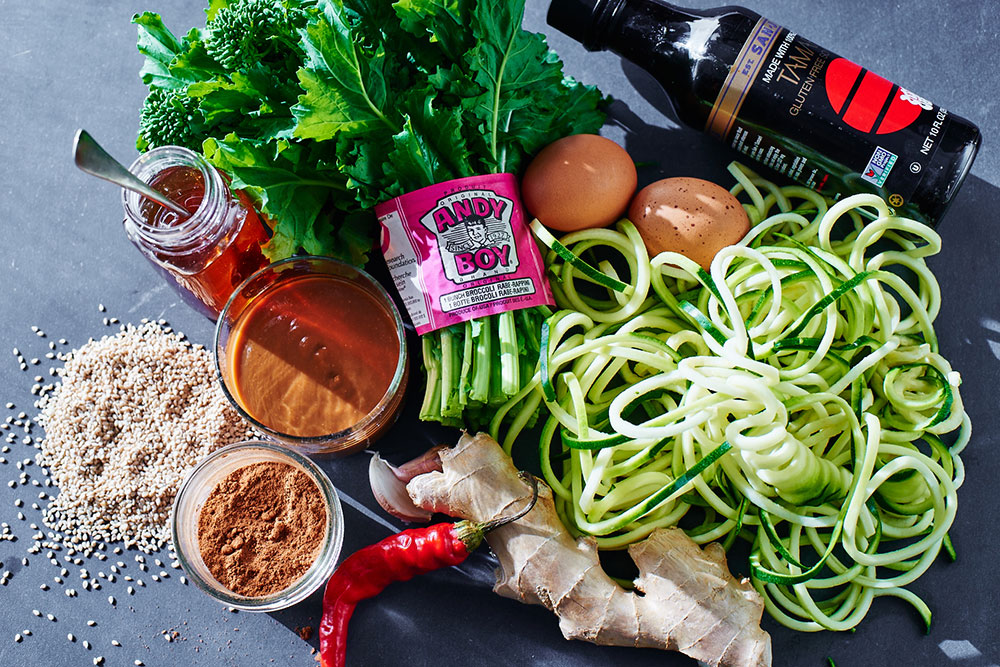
[122,146,233,260]
[598,1,721,80]
[585,0,757,127]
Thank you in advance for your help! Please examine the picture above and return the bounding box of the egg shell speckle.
[628,177,750,269]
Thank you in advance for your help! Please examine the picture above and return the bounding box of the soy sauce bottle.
[548,0,981,224]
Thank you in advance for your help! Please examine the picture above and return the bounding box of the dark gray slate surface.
[0,1,997,666]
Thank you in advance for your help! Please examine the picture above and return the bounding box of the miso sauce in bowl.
[216,257,409,455]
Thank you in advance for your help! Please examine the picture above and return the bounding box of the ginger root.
[405,432,772,667]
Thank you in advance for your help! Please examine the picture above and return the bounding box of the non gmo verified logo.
[861,146,897,188]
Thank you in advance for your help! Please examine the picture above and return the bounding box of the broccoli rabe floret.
[137,88,205,152]
[204,0,299,72]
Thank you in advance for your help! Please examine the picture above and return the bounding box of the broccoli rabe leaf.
[134,12,193,89]
[392,0,467,64]
[384,95,473,196]
[203,134,371,263]
[292,0,397,141]
[463,0,580,174]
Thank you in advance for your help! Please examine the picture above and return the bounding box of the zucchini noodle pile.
[491,163,968,631]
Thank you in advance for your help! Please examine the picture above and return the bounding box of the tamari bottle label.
[706,17,951,210]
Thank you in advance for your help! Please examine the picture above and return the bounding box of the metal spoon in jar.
[72,129,190,217]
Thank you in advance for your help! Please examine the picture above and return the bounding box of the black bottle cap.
[547,0,607,51]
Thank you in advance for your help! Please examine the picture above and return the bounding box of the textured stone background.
[0,1,996,665]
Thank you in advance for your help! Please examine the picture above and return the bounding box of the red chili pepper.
[319,474,537,667]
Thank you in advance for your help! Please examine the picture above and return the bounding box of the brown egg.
[628,177,750,269]
[521,134,637,232]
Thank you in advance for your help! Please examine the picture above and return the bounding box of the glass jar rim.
[214,256,409,454]
[121,145,227,251]
[170,440,344,611]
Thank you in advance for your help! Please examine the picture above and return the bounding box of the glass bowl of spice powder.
[171,440,343,611]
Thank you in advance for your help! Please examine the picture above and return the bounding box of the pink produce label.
[375,173,554,335]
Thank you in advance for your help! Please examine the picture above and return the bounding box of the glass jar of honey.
[122,146,270,319]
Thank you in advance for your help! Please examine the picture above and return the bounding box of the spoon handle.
[73,129,190,217]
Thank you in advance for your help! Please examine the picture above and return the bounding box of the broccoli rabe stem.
[418,336,442,423]
[458,320,474,407]
[419,310,544,430]
[439,327,465,421]
[498,311,520,397]
[470,318,492,404]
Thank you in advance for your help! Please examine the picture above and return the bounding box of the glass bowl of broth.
[215,257,409,456]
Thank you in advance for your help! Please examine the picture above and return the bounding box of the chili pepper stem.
[452,473,538,551]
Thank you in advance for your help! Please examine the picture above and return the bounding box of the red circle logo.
[824,57,922,135]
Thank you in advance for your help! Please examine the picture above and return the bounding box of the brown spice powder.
[197,461,327,597]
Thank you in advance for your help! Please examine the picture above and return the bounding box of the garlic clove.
[369,453,433,523]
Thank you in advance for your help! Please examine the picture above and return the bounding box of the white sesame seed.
[111,640,121,647]
[14,634,22,643]
[46,614,55,621]
[108,596,115,606]
[68,633,75,642]
[87,620,96,626]
[32,610,40,617]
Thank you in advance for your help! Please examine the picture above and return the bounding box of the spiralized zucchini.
[492,162,968,632]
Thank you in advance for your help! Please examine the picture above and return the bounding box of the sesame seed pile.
[34,321,254,553]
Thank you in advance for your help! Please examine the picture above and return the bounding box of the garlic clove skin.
[368,453,434,523]
[392,445,446,482]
